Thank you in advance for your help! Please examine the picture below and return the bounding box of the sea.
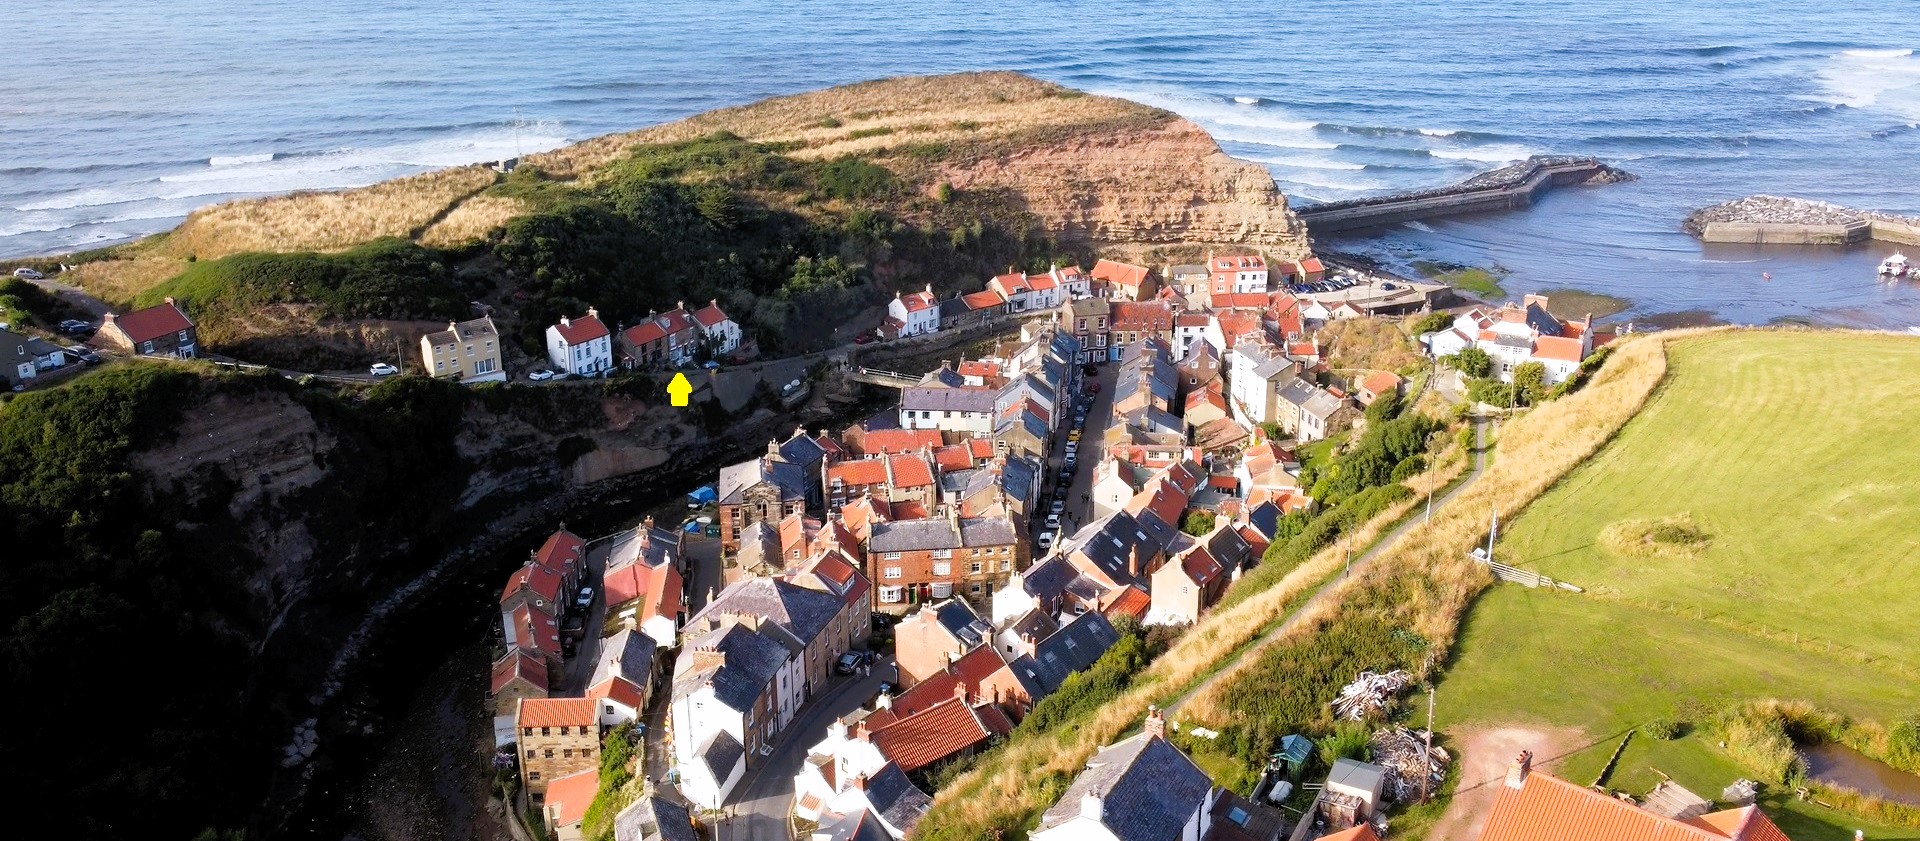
[4,0,1918,328]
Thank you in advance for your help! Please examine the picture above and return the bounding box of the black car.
[64,345,101,365]
[58,319,94,336]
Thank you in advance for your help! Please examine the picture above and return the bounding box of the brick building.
[516,697,601,800]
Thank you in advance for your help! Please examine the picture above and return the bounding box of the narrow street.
[714,655,895,841]
[1061,360,1118,529]
[1165,415,1489,715]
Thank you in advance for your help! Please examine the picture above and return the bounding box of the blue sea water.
[3,0,1917,326]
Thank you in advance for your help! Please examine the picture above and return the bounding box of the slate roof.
[717,456,809,504]
[780,429,831,466]
[862,762,933,834]
[870,517,960,552]
[1276,377,1319,409]
[692,577,847,648]
[1030,612,1119,693]
[614,796,698,841]
[590,628,659,689]
[1000,455,1039,502]
[901,386,998,414]
[1301,389,1350,420]
[958,516,1017,547]
[1201,524,1255,572]
[1038,732,1213,841]
[938,296,971,320]
[700,729,746,781]
[674,622,791,712]
[816,810,894,841]
[1018,555,1081,605]
[927,598,993,650]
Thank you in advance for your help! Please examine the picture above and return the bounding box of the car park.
[528,369,555,381]
[369,362,399,377]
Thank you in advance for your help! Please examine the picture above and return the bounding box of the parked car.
[528,369,555,381]
[703,360,720,369]
[11,268,44,280]
[65,345,101,365]
[57,319,92,335]
[575,586,596,612]
[853,334,875,345]
[1050,499,1066,515]
[368,362,399,377]
[1037,530,1056,551]
[836,652,862,675]
[1046,513,1062,530]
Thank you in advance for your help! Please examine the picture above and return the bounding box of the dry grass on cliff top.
[166,165,498,260]
[530,71,1178,180]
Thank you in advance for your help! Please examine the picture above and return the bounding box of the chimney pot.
[1144,705,1166,739]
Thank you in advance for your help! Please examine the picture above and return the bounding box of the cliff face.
[936,118,1310,259]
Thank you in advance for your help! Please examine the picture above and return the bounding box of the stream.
[1803,743,1920,807]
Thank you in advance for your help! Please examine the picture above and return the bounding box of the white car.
[1046,513,1061,529]
[528,369,555,381]
[1037,531,1056,551]
[368,362,399,376]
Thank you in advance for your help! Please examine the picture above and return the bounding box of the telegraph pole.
[1421,684,1436,802]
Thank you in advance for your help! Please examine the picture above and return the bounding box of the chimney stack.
[1144,705,1166,739]
[1080,790,1104,821]
[875,692,892,712]
[1505,751,1533,790]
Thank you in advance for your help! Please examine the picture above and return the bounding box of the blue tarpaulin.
[682,521,702,533]
[686,485,717,504]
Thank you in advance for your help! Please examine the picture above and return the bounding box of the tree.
[1447,346,1493,379]
[1181,510,1217,536]
[1364,390,1402,424]
[1511,361,1549,405]
[1413,312,1455,335]
[1467,378,1514,407]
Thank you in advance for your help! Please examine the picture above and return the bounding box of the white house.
[886,285,942,338]
[1424,294,1593,385]
[1226,339,1297,427]
[692,299,742,356]
[1,329,66,388]
[669,622,782,809]
[899,386,998,433]
[546,309,614,377]
[1171,313,1225,361]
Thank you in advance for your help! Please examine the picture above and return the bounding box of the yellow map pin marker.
[667,372,693,407]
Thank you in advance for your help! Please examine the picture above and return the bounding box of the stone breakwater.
[1685,195,1920,246]
[1294,155,1635,234]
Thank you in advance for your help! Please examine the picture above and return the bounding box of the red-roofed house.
[1109,301,1175,357]
[1093,259,1156,301]
[843,427,945,458]
[1185,381,1231,429]
[543,768,600,841]
[1101,584,1152,623]
[827,459,892,510]
[533,528,586,594]
[1356,371,1403,407]
[886,284,942,338]
[517,698,601,799]
[1210,254,1269,295]
[869,692,1014,773]
[490,650,550,716]
[604,559,684,648]
[502,563,565,628]
[99,297,197,358]
[1424,294,1595,385]
[620,304,702,368]
[890,644,1037,720]
[1147,542,1227,626]
[1478,754,1796,841]
[1297,256,1327,284]
[692,299,742,356]
[546,308,614,377]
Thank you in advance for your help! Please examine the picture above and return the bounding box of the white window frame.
[883,567,902,580]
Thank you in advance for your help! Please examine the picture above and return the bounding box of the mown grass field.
[1437,330,1920,840]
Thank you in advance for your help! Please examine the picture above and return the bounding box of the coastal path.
[1164,416,1488,717]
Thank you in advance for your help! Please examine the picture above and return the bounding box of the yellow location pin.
[667,372,693,407]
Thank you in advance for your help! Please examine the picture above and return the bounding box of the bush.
[1467,378,1514,408]
[1413,312,1455,335]
[1016,624,1150,735]
[1643,718,1683,740]
[0,277,85,328]
[141,238,469,337]
[1598,514,1711,559]
[1181,510,1217,537]
[1512,362,1549,404]
[1447,347,1493,379]
[1317,724,1372,761]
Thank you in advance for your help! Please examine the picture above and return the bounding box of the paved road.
[714,655,894,841]
[1164,415,1489,716]
[1063,362,1118,528]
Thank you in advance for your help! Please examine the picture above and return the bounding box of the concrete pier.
[1294,156,1631,235]
[1686,195,1920,247]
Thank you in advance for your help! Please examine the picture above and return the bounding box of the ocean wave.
[1335,143,1435,159]
[1092,87,1319,131]
[1810,47,1920,122]
[15,124,569,213]
[1427,144,1535,163]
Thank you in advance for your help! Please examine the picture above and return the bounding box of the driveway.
[713,654,895,841]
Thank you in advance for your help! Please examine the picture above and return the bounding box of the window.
[465,344,474,356]
[528,772,541,781]
[970,561,982,574]
[1002,560,1012,572]
[525,749,535,758]
[177,330,188,342]
[880,586,904,603]
[140,341,154,354]
[582,748,591,759]
[881,552,901,561]
[604,704,614,716]
[562,749,573,758]
[931,549,952,559]
[541,727,550,736]
[970,584,982,594]
[523,728,533,736]
[884,567,902,580]
[543,749,554,758]
[932,562,950,576]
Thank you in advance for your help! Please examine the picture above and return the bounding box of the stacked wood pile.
[1332,669,1412,721]
[1368,726,1449,802]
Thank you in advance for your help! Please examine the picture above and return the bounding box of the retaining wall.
[1700,219,1920,247]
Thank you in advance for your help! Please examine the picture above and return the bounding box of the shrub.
[1891,716,1920,773]
[1447,347,1493,378]
[1643,718,1683,740]
[1598,513,1711,559]
[1181,510,1217,537]
[140,237,468,329]
[1016,624,1150,735]
[1512,362,1549,405]
[1317,724,1373,762]
[1413,312,1455,335]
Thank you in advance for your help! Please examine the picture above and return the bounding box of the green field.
[1436,331,1920,840]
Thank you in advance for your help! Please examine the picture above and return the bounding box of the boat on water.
[1881,252,1910,278]
[1233,96,1261,105]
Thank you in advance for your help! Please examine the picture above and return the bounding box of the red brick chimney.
[954,680,970,705]
[1144,705,1166,740]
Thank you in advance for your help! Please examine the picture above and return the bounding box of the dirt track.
[1427,726,1583,841]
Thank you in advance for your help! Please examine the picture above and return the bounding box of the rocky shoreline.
[1684,195,1920,245]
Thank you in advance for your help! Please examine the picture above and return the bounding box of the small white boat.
[1233,96,1261,105]
[1881,252,1910,278]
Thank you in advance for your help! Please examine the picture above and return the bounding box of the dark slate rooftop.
[1277,376,1320,409]
[902,386,998,414]
[864,762,933,833]
[1031,611,1118,693]
[700,728,745,781]
[816,810,893,841]
[614,796,698,841]
[1000,456,1039,502]
[674,622,790,712]
[693,577,846,648]
[930,598,992,649]
[1202,523,1255,572]
[1019,555,1080,602]
[717,456,809,504]
[590,627,658,689]
[869,518,959,552]
[779,430,830,466]
[958,516,1017,547]
[1037,733,1214,841]
[1247,501,1282,540]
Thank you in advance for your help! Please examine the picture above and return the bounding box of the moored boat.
[1881,252,1910,278]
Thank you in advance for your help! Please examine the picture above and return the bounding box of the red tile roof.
[870,696,999,772]
[545,769,600,826]
[110,300,193,344]
[1110,301,1174,331]
[1026,272,1059,291]
[1181,546,1224,586]
[491,650,549,694]
[892,501,929,520]
[854,429,945,456]
[1534,335,1585,363]
[963,289,1007,309]
[1211,292,1270,310]
[967,438,996,460]
[900,290,938,313]
[603,560,683,624]
[1299,257,1325,274]
[1318,827,1378,841]
[1360,371,1403,398]
[502,564,564,606]
[958,361,998,379]
[1102,585,1151,621]
[553,312,610,345]
[586,675,646,711]
[692,300,731,328]
[1092,259,1152,289]
[622,307,697,346]
[1211,255,1267,273]
[1288,341,1318,358]
[518,697,597,728]
[991,272,1030,295]
[1127,478,1189,528]
[535,529,586,574]
[886,453,936,488]
[513,605,562,659]
[837,498,890,541]
[933,445,974,473]
[1481,766,1795,841]
[830,458,891,487]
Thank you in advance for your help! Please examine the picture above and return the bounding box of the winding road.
[1165,415,1488,716]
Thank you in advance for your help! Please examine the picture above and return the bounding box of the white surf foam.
[1428,144,1535,163]
[209,153,276,166]
[1418,128,1460,137]
[1812,47,1920,121]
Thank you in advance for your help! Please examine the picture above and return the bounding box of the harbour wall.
[1295,156,1628,235]
[1699,219,1920,247]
